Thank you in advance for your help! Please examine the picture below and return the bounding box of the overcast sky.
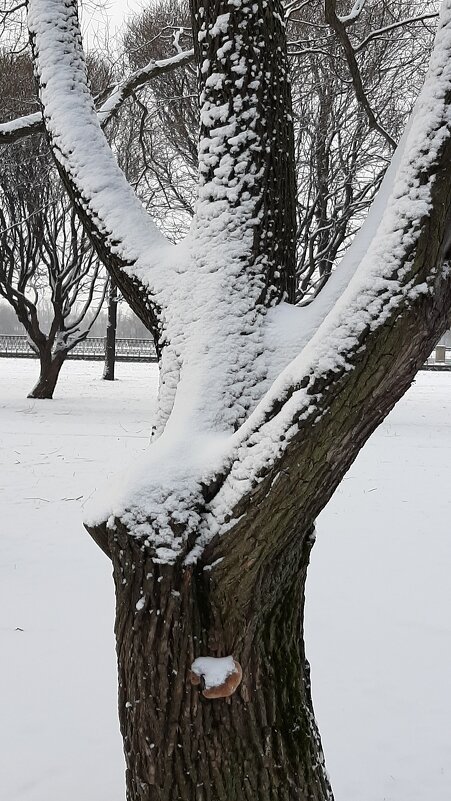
[102,0,144,29]
[81,0,145,48]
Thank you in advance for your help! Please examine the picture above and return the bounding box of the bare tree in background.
[110,0,198,239]
[0,136,106,398]
[292,0,438,300]
[0,44,116,396]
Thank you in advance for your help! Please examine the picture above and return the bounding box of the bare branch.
[0,48,194,145]
[354,12,439,53]
[324,0,397,149]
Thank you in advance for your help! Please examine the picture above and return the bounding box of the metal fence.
[424,345,451,370]
[1,334,450,369]
[0,335,157,362]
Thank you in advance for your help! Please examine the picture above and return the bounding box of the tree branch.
[338,0,366,26]
[0,49,194,145]
[324,0,397,149]
[354,13,439,53]
[27,0,182,343]
[198,1,451,579]
[96,49,194,126]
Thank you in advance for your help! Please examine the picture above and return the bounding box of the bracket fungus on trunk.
[189,656,242,699]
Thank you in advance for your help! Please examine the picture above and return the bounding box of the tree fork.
[91,520,333,801]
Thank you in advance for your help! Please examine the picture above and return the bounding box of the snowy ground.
[0,358,450,801]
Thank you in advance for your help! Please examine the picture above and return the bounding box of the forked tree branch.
[29,0,451,585]
[324,0,397,149]
[109,0,451,580]
[199,1,451,584]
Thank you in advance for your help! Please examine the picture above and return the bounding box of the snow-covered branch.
[195,0,451,559]
[27,0,187,342]
[283,0,314,20]
[88,0,451,571]
[96,49,194,126]
[0,111,42,144]
[0,48,194,146]
[338,0,367,25]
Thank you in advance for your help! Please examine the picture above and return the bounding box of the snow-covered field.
[0,358,449,801]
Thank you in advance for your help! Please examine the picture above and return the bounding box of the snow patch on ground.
[0,360,450,800]
[0,359,158,801]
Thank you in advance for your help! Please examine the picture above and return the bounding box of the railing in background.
[0,335,450,369]
[0,335,157,362]
[424,345,451,370]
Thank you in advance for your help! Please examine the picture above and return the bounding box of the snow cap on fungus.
[190,655,242,699]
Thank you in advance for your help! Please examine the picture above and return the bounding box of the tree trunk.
[100,522,332,801]
[103,280,118,381]
[28,349,66,399]
[29,1,451,800]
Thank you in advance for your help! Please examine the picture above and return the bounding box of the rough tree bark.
[104,522,331,801]
[103,280,118,381]
[28,346,66,399]
[27,0,451,799]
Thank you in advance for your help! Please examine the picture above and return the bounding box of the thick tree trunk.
[99,522,332,801]
[28,349,66,399]
[30,1,451,799]
[103,280,118,381]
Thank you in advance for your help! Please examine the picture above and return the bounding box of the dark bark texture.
[28,349,66,399]
[103,280,118,381]
[100,521,332,801]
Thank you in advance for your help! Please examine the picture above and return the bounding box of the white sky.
[80,0,145,49]
[100,0,144,29]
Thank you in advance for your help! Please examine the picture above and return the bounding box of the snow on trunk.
[193,0,451,548]
[30,0,297,561]
[31,0,451,569]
